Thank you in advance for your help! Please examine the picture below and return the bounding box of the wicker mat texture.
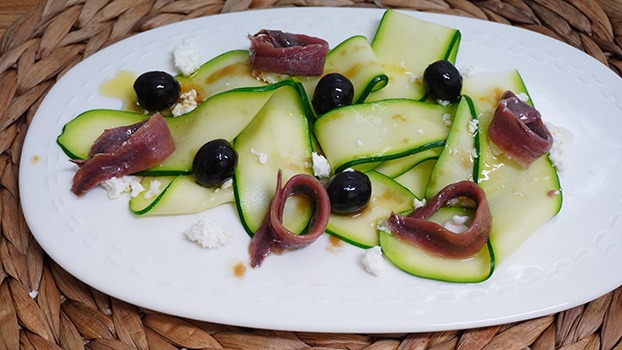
[1,0,622,349]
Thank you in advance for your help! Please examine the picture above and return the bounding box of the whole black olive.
[326,170,372,214]
[423,60,462,103]
[192,139,238,188]
[133,71,181,111]
[312,73,355,115]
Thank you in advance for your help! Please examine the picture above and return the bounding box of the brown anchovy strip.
[488,90,553,168]
[71,113,175,196]
[387,181,492,259]
[249,170,331,268]
[248,29,329,76]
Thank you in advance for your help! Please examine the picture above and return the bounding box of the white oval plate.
[19,7,622,333]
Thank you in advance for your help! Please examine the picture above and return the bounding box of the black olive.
[192,139,238,188]
[423,60,462,103]
[312,73,354,115]
[133,71,181,111]
[326,170,372,214]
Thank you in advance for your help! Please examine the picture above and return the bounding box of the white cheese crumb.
[546,122,573,172]
[172,89,198,117]
[438,99,451,106]
[416,129,424,135]
[356,140,364,146]
[467,119,479,135]
[443,215,470,234]
[469,147,478,159]
[376,219,392,234]
[220,178,233,189]
[185,217,233,249]
[311,152,331,178]
[29,290,38,299]
[173,39,201,76]
[413,198,427,209]
[517,92,530,102]
[250,148,268,164]
[143,179,162,199]
[101,176,144,199]
[442,113,452,127]
[362,246,384,276]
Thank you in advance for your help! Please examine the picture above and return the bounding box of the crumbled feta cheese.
[546,123,573,172]
[443,215,470,234]
[220,178,233,189]
[468,119,479,135]
[517,92,530,102]
[311,152,331,178]
[172,89,198,117]
[185,217,233,249]
[362,246,384,276]
[376,219,392,234]
[416,129,424,135]
[29,290,38,299]
[356,140,364,146]
[438,99,451,106]
[413,198,427,209]
[253,71,288,84]
[143,179,162,199]
[442,113,452,127]
[173,39,201,76]
[469,147,478,159]
[250,148,268,164]
[101,176,144,199]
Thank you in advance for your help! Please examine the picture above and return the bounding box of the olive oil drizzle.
[99,70,141,112]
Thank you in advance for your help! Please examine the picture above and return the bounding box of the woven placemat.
[1,0,621,349]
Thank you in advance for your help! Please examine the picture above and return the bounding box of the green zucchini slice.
[463,70,562,263]
[379,207,494,283]
[129,175,233,215]
[176,49,266,102]
[368,9,461,102]
[233,83,314,236]
[314,99,454,172]
[57,80,304,175]
[425,95,479,199]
